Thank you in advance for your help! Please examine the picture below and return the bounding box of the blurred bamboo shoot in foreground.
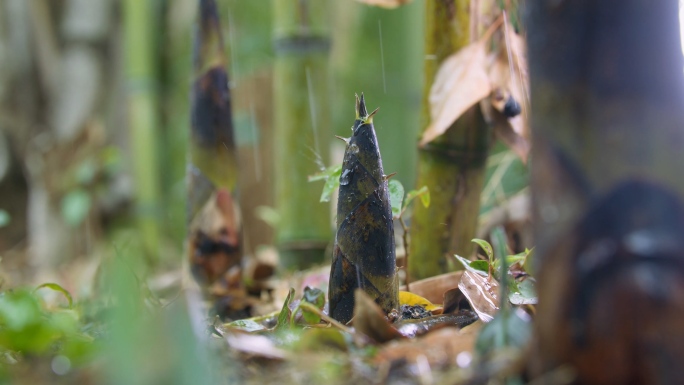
[272,0,332,269]
[528,1,684,383]
[187,0,241,287]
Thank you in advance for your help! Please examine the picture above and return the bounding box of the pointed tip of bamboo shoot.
[354,93,378,124]
[383,172,397,181]
[335,135,351,144]
[364,107,380,124]
[356,93,368,119]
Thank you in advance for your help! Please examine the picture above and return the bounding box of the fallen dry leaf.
[395,311,478,338]
[492,107,530,163]
[375,323,481,368]
[401,271,463,304]
[224,330,286,360]
[488,29,530,136]
[442,287,471,314]
[399,291,442,313]
[353,289,404,343]
[420,39,491,146]
[458,270,499,322]
[354,0,413,8]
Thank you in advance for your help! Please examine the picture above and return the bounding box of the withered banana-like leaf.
[187,0,241,286]
[328,94,399,324]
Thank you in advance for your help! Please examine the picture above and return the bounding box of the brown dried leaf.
[224,330,286,360]
[420,40,492,146]
[493,108,530,164]
[353,289,404,343]
[442,287,470,314]
[395,311,478,338]
[354,0,413,8]
[401,271,464,304]
[458,270,499,322]
[487,31,530,137]
[374,323,481,368]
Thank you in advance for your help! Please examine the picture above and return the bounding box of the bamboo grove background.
[0,0,526,282]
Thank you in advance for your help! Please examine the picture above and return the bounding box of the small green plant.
[454,235,537,305]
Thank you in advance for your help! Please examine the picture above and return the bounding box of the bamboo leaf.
[34,283,73,309]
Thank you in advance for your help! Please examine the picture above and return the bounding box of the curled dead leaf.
[458,270,500,322]
[401,271,463,304]
[486,29,530,142]
[374,324,481,369]
[353,289,404,343]
[420,40,491,146]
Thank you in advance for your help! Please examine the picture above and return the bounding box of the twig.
[399,216,411,292]
[297,302,355,334]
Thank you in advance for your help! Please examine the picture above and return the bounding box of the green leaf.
[61,190,91,226]
[309,164,343,202]
[522,247,535,274]
[276,288,295,329]
[454,254,489,276]
[226,319,267,332]
[509,278,538,305]
[308,164,342,182]
[491,227,510,304]
[388,180,404,218]
[475,307,531,356]
[34,283,74,308]
[255,206,280,227]
[75,159,97,185]
[404,186,429,209]
[471,238,494,261]
[320,167,342,202]
[492,250,529,272]
[301,287,325,324]
[0,210,10,228]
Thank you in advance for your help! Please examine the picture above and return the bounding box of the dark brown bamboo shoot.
[328,94,398,324]
[187,0,241,286]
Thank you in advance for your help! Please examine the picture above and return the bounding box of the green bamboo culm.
[187,0,241,285]
[272,0,332,269]
[409,0,492,280]
[123,0,161,262]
